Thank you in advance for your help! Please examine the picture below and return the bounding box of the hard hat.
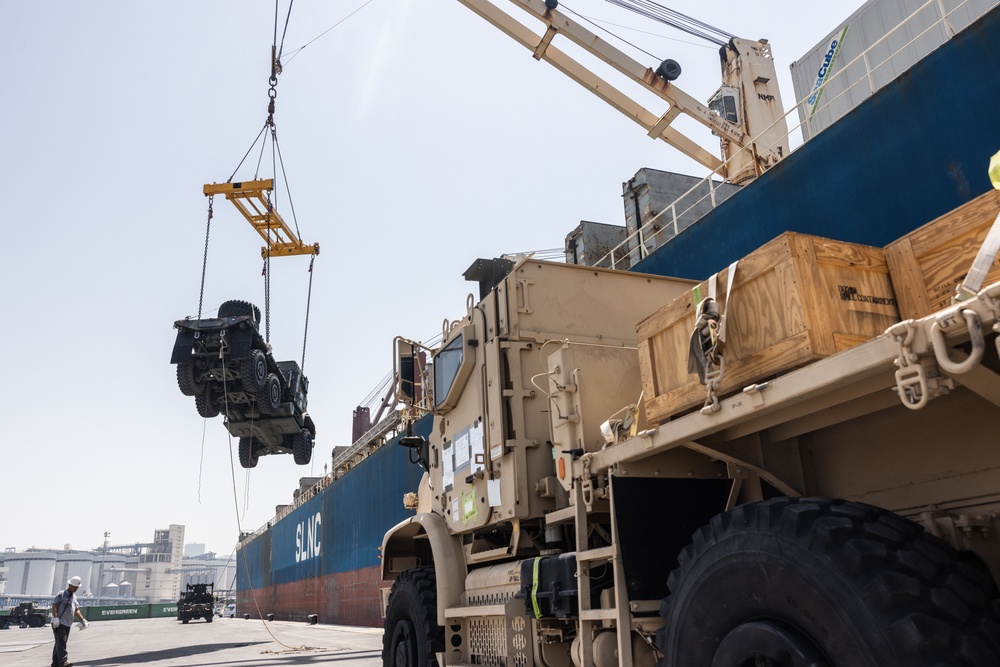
[68,576,82,587]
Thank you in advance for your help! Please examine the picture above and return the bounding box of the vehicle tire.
[176,361,203,397]
[240,349,268,395]
[239,437,258,469]
[182,617,189,624]
[260,373,282,414]
[205,615,213,623]
[292,429,312,465]
[218,300,261,326]
[382,567,443,667]
[195,387,220,419]
[26,614,43,628]
[658,496,1000,667]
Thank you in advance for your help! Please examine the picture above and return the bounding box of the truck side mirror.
[395,338,419,404]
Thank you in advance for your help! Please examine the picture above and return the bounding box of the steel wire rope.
[280,0,376,66]
[560,3,662,61]
[220,352,308,650]
[601,0,733,46]
[228,122,270,184]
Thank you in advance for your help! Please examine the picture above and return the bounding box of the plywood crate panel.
[637,233,900,424]
[885,189,1000,320]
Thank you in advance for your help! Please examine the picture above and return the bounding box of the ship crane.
[457,0,789,184]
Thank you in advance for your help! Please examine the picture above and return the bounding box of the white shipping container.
[789,0,998,140]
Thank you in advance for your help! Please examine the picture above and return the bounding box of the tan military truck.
[380,248,1000,666]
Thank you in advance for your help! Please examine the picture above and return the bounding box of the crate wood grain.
[637,233,900,424]
[885,189,1000,320]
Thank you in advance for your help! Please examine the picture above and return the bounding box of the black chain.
[198,196,214,318]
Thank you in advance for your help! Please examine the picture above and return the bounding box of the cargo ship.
[236,0,1000,627]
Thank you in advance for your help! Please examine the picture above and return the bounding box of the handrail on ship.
[594,0,990,271]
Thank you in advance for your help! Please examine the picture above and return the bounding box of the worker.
[51,576,88,667]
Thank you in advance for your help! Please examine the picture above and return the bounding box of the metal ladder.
[572,477,634,667]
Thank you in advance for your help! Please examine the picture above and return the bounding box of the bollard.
[267,614,274,622]
[244,613,250,620]
[308,614,318,625]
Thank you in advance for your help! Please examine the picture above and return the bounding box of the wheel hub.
[712,620,829,667]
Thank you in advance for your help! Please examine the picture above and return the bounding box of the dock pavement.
[0,616,383,666]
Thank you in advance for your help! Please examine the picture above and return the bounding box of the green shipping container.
[150,603,179,618]
[81,605,151,621]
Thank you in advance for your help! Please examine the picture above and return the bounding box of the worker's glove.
[51,618,60,629]
[78,619,89,630]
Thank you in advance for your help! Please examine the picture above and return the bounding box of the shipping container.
[790,0,998,140]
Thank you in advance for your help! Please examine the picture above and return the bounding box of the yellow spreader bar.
[204,179,320,258]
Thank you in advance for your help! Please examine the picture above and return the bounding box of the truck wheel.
[195,387,220,418]
[182,617,189,624]
[26,614,43,628]
[658,497,1000,666]
[239,437,258,469]
[218,300,261,326]
[176,361,203,397]
[292,429,312,465]
[382,567,443,667]
[240,349,268,395]
[205,614,213,623]
[260,373,282,414]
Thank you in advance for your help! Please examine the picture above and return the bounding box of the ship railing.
[594,0,992,272]
[331,410,405,478]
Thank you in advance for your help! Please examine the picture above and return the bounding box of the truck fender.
[381,512,467,627]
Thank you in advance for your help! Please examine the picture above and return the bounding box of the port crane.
[454,0,789,184]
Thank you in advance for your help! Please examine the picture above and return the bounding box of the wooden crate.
[885,189,1000,320]
[637,233,900,424]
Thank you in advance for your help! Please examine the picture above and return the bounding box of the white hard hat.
[68,576,82,587]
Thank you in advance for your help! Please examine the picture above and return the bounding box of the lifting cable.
[600,0,734,47]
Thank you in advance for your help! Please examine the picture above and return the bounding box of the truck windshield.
[434,335,464,407]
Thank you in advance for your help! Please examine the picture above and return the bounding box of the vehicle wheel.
[658,496,1000,666]
[195,387,220,418]
[292,429,313,465]
[240,349,268,395]
[239,437,258,469]
[26,614,43,628]
[382,567,443,667]
[182,617,189,624]
[260,373,282,414]
[205,615,213,623]
[218,300,261,326]
[176,361,203,397]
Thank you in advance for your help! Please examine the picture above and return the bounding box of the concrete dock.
[0,617,383,666]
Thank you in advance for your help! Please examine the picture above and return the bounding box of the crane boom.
[456,0,788,182]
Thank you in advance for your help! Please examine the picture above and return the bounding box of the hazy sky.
[1,1,865,557]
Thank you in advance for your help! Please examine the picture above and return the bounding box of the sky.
[1,0,866,558]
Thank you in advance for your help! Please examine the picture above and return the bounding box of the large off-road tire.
[176,361,203,397]
[240,349,268,395]
[260,373,282,414]
[658,496,1000,667]
[195,388,220,419]
[292,429,313,465]
[383,567,443,667]
[218,300,261,326]
[239,437,258,469]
